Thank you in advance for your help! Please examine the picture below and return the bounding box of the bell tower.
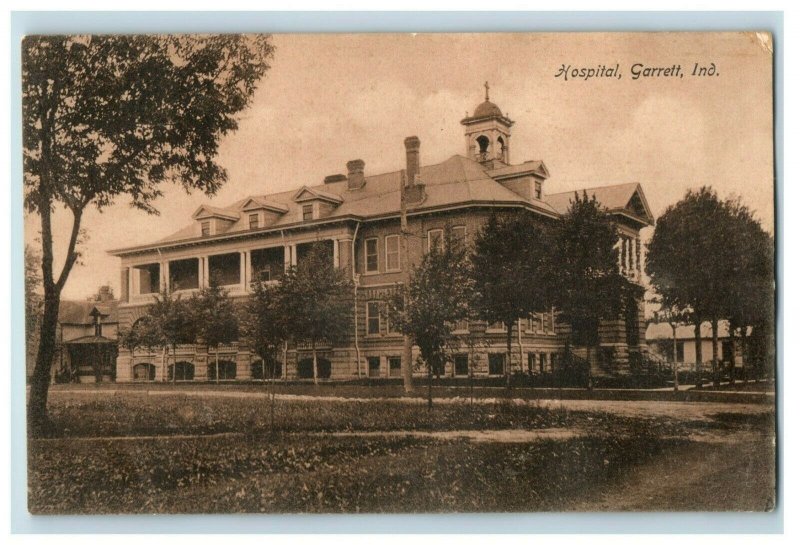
[460,82,514,167]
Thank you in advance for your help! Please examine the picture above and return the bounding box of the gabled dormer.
[192,205,240,237]
[487,160,550,202]
[240,197,289,229]
[292,186,343,221]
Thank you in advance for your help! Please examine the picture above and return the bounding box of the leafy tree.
[552,191,631,389]
[646,187,758,387]
[472,212,556,389]
[23,35,274,433]
[388,228,473,408]
[190,282,240,383]
[25,245,44,379]
[276,242,352,384]
[720,198,774,384]
[122,288,196,382]
[241,278,288,433]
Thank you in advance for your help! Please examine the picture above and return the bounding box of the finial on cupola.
[484,81,490,101]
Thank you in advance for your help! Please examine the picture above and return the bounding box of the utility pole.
[400,168,414,394]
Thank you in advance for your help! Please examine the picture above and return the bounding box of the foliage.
[646,188,775,382]
[472,212,556,385]
[122,288,196,354]
[25,245,44,374]
[274,242,352,383]
[241,279,287,370]
[189,282,239,349]
[23,35,274,432]
[551,192,633,367]
[387,227,473,401]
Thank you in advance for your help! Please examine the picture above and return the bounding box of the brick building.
[110,91,654,382]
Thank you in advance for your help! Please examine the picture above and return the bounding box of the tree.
[720,198,774,384]
[649,298,692,391]
[646,187,753,388]
[23,35,274,433]
[190,282,239,383]
[25,245,44,380]
[472,212,556,389]
[276,242,352,384]
[388,228,473,408]
[552,191,631,389]
[121,288,196,382]
[241,278,288,433]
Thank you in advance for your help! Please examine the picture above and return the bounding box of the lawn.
[28,391,776,513]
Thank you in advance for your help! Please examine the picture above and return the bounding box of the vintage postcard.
[23,32,775,514]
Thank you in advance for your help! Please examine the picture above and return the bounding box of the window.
[676,343,685,363]
[208,252,241,286]
[535,181,542,200]
[134,263,160,295]
[488,321,506,332]
[488,353,505,376]
[452,226,467,249]
[543,309,554,334]
[540,353,548,373]
[367,301,381,335]
[454,319,469,333]
[527,314,541,332]
[365,238,379,272]
[133,363,156,382]
[527,353,537,374]
[454,354,469,377]
[201,221,211,237]
[385,235,400,271]
[208,360,237,381]
[168,361,195,382]
[368,357,381,378]
[302,204,314,221]
[427,229,444,253]
[386,304,400,335]
[389,356,402,377]
[249,213,259,229]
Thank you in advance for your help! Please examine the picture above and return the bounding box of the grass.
[28,393,775,514]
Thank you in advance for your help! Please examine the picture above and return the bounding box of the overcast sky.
[24,32,774,300]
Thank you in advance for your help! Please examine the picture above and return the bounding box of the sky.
[24,32,775,300]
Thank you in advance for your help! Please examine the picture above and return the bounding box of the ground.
[27,384,776,514]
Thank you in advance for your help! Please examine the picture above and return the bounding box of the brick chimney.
[98,285,113,302]
[404,136,420,187]
[403,136,425,204]
[346,159,365,190]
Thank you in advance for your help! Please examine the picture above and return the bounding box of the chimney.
[346,159,365,190]
[98,285,113,302]
[324,174,347,184]
[404,136,420,187]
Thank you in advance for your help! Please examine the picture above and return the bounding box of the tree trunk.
[312,341,318,385]
[741,327,749,385]
[215,349,219,385]
[27,286,60,435]
[505,324,513,390]
[172,345,176,383]
[672,324,679,392]
[161,346,167,382]
[694,320,703,388]
[586,343,593,391]
[711,318,720,388]
[427,358,433,410]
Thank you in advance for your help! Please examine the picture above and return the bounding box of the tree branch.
[55,207,83,291]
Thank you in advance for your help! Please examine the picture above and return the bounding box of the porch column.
[198,256,205,288]
[161,261,169,294]
[635,237,642,280]
[240,251,247,291]
[617,237,623,274]
[290,243,297,267]
[283,244,292,271]
[332,238,339,268]
[244,250,252,287]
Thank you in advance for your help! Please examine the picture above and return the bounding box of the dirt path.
[564,434,775,511]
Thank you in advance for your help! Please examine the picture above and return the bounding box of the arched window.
[168,361,195,381]
[497,136,507,160]
[475,135,490,161]
[297,357,331,379]
[208,360,237,381]
[251,358,282,380]
[132,363,156,381]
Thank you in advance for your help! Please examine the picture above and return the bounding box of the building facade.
[110,92,654,382]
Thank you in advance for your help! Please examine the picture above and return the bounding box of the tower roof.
[473,99,504,119]
[461,82,514,126]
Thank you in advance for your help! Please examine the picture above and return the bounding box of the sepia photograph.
[21,31,776,515]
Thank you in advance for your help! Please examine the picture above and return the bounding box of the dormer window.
[535,181,542,200]
[248,213,259,229]
[302,204,314,221]
[201,221,211,237]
